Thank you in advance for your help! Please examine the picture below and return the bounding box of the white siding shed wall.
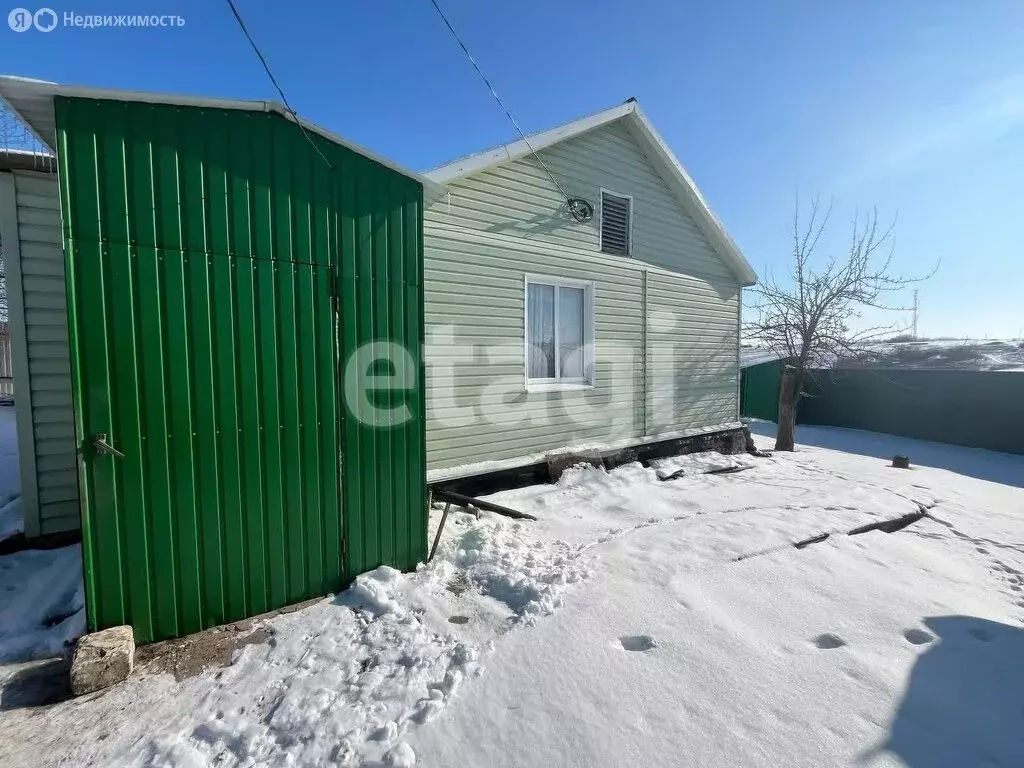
[424,120,741,475]
[0,170,79,536]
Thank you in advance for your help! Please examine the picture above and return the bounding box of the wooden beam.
[431,487,538,521]
[428,502,452,562]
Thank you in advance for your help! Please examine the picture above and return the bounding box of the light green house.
[422,100,758,479]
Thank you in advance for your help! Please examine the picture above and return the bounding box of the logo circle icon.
[8,7,33,31]
[33,7,58,31]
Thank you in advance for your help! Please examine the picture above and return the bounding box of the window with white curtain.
[525,276,594,387]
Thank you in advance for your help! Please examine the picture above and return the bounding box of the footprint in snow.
[903,628,935,646]
[812,633,846,650]
[969,627,995,643]
[384,742,416,767]
[619,635,657,652]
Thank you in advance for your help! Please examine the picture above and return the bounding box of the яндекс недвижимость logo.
[8,7,57,31]
[7,8,184,31]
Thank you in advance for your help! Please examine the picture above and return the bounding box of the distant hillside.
[841,339,1024,371]
[741,339,1024,371]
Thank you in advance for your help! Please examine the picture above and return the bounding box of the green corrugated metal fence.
[800,368,1024,454]
[56,97,426,643]
[740,359,784,421]
[741,359,1024,455]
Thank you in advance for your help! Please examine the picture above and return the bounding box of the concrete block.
[70,625,134,695]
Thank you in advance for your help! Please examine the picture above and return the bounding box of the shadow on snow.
[871,615,1024,768]
[747,420,1024,488]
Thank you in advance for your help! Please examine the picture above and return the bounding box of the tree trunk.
[775,365,799,451]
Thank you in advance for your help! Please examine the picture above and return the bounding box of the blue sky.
[4,0,1022,337]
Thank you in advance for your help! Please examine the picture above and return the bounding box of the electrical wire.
[224,0,334,170]
[427,0,593,222]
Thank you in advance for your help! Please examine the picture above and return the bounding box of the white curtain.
[528,283,555,378]
[558,286,584,379]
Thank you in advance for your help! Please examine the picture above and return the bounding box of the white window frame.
[599,188,634,256]
[523,274,596,392]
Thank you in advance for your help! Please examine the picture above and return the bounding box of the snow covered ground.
[747,420,1024,488]
[0,546,85,663]
[0,403,86,664]
[2,424,1024,767]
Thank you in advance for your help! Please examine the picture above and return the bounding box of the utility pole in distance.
[912,289,919,340]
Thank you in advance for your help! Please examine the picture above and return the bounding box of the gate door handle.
[94,433,126,459]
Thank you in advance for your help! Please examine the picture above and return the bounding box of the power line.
[223,0,334,170]
[426,0,592,222]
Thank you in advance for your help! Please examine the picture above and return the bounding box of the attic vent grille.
[600,191,632,256]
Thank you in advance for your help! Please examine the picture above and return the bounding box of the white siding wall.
[430,122,733,284]
[646,268,740,435]
[1,170,79,536]
[424,121,741,474]
[426,233,645,472]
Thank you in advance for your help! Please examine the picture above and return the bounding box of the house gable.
[428,120,735,283]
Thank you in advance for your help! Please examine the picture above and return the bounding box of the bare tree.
[745,197,935,451]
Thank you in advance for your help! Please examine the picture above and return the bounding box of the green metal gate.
[56,96,426,643]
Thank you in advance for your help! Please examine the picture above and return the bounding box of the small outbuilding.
[0,76,435,643]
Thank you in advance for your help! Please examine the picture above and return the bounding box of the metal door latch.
[94,433,125,459]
